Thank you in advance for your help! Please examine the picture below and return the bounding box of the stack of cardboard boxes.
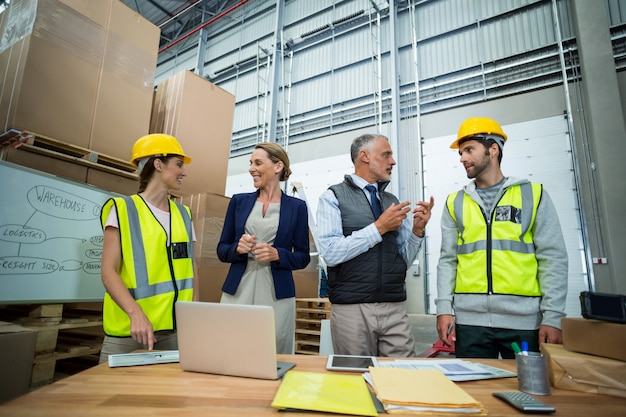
[0,0,159,195]
[151,70,320,302]
[151,70,235,197]
[541,318,626,398]
[0,0,246,191]
[177,192,232,303]
[0,1,241,199]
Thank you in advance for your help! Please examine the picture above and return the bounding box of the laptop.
[175,301,295,380]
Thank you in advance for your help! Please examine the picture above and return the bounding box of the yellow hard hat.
[450,117,507,149]
[130,133,192,166]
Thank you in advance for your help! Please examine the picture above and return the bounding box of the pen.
[521,341,529,356]
[511,342,521,355]
[446,321,455,336]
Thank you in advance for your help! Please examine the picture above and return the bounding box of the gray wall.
[568,0,626,295]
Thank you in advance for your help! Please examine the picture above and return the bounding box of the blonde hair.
[255,142,292,181]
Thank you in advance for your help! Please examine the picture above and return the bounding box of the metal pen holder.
[515,351,551,396]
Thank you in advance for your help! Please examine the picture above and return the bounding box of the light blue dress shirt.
[316,174,423,267]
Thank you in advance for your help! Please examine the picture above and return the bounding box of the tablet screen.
[332,356,374,369]
[326,355,378,371]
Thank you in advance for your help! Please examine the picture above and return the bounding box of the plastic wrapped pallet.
[0,0,158,160]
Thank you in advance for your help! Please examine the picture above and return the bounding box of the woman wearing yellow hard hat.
[98,133,198,363]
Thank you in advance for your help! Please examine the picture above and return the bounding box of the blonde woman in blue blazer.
[217,142,310,354]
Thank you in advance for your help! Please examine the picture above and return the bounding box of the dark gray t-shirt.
[475,177,507,218]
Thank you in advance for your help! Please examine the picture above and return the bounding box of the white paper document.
[376,359,517,382]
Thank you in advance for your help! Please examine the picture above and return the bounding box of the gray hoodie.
[435,176,568,330]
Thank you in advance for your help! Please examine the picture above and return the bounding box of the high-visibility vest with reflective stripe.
[447,183,542,296]
[100,195,194,336]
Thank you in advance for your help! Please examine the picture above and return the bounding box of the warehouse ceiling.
[119,0,249,52]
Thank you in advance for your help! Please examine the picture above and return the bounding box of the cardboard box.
[0,321,37,404]
[178,193,231,302]
[151,70,236,196]
[0,0,158,156]
[4,145,139,196]
[541,343,626,398]
[89,0,159,161]
[562,317,626,362]
[4,148,89,183]
[0,0,108,146]
[180,193,230,262]
[86,168,138,196]
[293,253,321,299]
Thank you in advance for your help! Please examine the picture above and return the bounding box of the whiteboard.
[0,160,117,304]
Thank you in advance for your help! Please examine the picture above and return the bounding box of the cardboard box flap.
[541,343,626,398]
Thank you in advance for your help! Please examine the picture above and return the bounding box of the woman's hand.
[253,243,279,262]
[236,233,256,255]
[128,308,157,350]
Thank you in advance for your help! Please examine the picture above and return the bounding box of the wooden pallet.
[295,298,331,355]
[0,128,138,179]
[0,303,103,387]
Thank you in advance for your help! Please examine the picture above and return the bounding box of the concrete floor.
[408,313,446,356]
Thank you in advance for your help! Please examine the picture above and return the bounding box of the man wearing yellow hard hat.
[98,133,198,363]
[435,117,568,359]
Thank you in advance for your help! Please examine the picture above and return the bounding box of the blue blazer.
[217,191,311,299]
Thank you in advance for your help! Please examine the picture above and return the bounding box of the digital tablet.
[325,354,379,372]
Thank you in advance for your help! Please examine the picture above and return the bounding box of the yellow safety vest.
[100,195,194,336]
[447,183,542,296]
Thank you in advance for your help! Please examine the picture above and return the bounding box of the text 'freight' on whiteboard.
[0,160,116,303]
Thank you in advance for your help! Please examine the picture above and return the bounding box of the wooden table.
[1,354,624,416]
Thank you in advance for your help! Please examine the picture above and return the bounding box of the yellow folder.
[271,370,378,416]
[369,367,486,414]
